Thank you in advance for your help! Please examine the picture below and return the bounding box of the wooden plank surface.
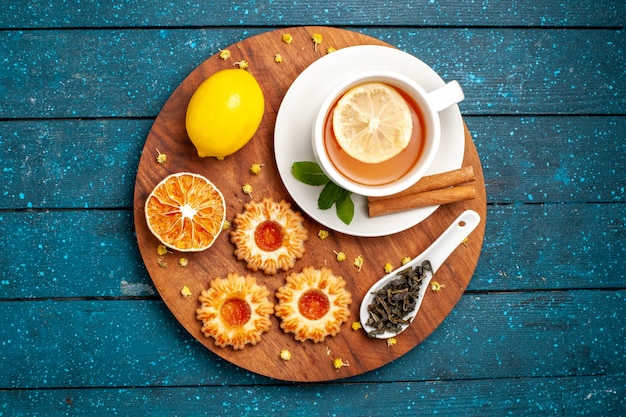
[132,26,486,382]
[3,373,625,416]
[0,29,623,118]
[2,375,625,416]
[3,0,623,28]
[1,290,624,388]
[1,203,624,299]
[0,0,624,414]
[2,116,625,210]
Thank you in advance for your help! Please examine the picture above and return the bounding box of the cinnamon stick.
[368,166,475,202]
[368,184,476,217]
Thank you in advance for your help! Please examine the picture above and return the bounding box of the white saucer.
[274,45,465,237]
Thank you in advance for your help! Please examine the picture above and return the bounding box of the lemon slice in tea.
[332,82,413,164]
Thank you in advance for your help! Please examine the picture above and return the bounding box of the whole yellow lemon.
[186,69,265,158]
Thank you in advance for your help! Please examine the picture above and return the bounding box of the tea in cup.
[312,70,464,197]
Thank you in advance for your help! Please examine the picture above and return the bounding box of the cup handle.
[427,80,465,112]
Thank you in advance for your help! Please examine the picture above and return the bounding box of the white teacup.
[312,70,464,197]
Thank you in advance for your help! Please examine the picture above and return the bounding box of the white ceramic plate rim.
[274,45,465,237]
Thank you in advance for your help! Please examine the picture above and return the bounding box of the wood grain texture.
[2,0,623,28]
[1,29,623,118]
[2,116,625,210]
[1,203,623,300]
[1,0,625,413]
[132,26,486,381]
[2,290,624,388]
[2,375,624,416]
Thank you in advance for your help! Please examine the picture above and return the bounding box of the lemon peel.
[186,69,264,159]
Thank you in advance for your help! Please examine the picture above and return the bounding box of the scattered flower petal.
[333,357,349,370]
[280,349,292,361]
[156,148,167,164]
[317,230,329,239]
[274,53,283,63]
[384,262,393,273]
[430,281,445,292]
[250,163,264,175]
[311,33,323,50]
[334,250,346,262]
[234,60,249,70]
[178,257,189,267]
[354,255,364,271]
[387,337,397,347]
[282,33,293,44]
[242,183,253,195]
[157,244,169,256]
[351,321,362,331]
[181,285,192,297]
[219,49,231,60]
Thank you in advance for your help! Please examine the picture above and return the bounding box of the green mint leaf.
[335,192,355,225]
[292,161,354,225]
[318,182,346,210]
[291,161,330,186]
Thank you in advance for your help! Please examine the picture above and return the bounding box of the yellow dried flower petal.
[157,244,169,256]
[156,148,167,164]
[274,53,283,63]
[334,250,346,262]
[180,285,192,297]
[317,230,329,239]
[178,257,189,267]
[234,60,249,70]
[354,255,364,271]
[242,183,253,195]
[351,321,362,331]
[282,33,293,44]
[250,163,263,175]
[311,33,323,50]
[157,258,168,268]
[222,220,231,230]
[280,349,292,361]
[333,357,349,370]
[219,49,231,60]
[326,46,336,54]
[401,256,411,265]
[384,262,393,273]
[430,281,445,292]
[387,337,397,347]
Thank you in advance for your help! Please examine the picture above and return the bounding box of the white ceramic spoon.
[359,209,481,339]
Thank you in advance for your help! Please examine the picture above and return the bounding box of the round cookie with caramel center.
[275,266,352,343]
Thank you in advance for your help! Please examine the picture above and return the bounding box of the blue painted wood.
[1,203,624,299]
[2,0,623,28]
[0,28,623,118]
[467,116,626,204]
[1,375,625,416]
[0,290,623,389]
[0,0,624,413]
[1,117,624,210]
[0,119,149,210]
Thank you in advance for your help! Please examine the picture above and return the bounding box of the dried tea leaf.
[365,260,433,336]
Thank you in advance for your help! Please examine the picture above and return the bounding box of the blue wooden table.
[1,1,624,415]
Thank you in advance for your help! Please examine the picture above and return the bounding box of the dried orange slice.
[145,172,226,252]
[332,82,413,164]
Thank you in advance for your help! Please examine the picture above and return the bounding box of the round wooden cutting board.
[133,26,486,382]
